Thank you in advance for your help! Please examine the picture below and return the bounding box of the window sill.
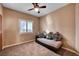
[19,32,33,35]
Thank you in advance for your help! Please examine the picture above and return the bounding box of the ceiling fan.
[28,3,46,13]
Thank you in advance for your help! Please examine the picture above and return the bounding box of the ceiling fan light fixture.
[34,8,39,12]
[28,3,46,14]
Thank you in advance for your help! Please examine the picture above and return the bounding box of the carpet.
[0,41,59,56]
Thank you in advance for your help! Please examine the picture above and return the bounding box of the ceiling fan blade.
[28,8,34,11]
[39,6,46,8]
[32,3,39,8]
[32,3,35,5]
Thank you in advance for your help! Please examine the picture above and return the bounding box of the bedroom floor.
[0,41,78,56]
[0,41,59,56]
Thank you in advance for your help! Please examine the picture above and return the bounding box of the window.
[27,21,33,32]
[20,19,33,33]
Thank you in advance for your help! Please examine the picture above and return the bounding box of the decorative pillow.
[38,32,47,38]
[53,32,62,41]
[46,32,54,40]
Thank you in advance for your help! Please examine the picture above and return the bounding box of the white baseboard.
[62,47,79,55]
[2,40,34,49]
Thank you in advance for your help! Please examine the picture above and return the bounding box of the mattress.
[37,38,62,49]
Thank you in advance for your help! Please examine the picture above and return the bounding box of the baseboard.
[62,47,79,55]
[2,40,34,49]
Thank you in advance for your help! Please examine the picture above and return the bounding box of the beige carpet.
[0,41,59,56]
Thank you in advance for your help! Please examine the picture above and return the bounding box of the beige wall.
[0,15,2,50]
[2,7,40,48]
[40,4,75,49]
[0,4,3,16]
[75,4,79,52]
[0,4,2,50]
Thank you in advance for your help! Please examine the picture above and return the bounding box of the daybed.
[35,32,63,52]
